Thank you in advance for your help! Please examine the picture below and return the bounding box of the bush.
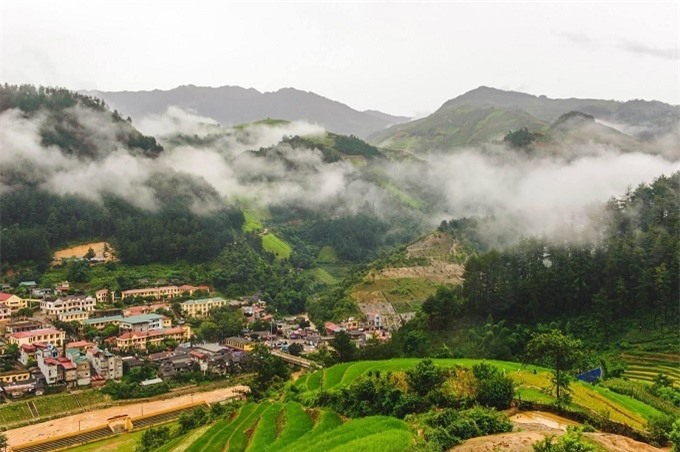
[138,425,171,452]
[648,414,676,446]
[532,427,595,452]
[473,363,515,409]
[423,406,512,451]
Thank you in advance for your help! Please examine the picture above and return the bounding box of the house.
[121,286,182,300]
[35,346,61,385]
[65,348,91,386]
[119,314,170,333]
[55,281,70,294]
[181,297,229,318]
[30,288,53,298]
[95,289,111,304]
[178,285,211,296]
[0,293,27,311]
[224,337,254,352]
[6,320,44,334]
[0,303,10,322]
[123,303,169,317]
[115,326,191,351]
[158,354,194,378]
[324,322,343,336]
[19,281,37,289]
[121,356,144,371]
[40,295,95,316]
[9,328,66,347]
[0,366,31,384]
[86,347,123,380]
[58,310,89,323]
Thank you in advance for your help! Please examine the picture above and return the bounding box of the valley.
[0,83,677,451]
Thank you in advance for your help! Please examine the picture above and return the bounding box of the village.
[0,279,390,401]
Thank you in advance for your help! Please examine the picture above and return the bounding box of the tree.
[473,363,515,409]
[526,330,588,407]
[331,331,356,362]
[84,247,96,260]
[248,344,290,398]
[288,343,304,356]
[406,359,446,397]
[13,307,34,318]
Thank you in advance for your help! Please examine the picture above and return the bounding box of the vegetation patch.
[261,233,292,259]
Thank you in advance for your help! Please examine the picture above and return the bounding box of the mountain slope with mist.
[84,85,409,138]
[370,86,680,153]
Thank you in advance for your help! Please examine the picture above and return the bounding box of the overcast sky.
[1,1,678,117]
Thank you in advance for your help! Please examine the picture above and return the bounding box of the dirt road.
[5,385,248,448]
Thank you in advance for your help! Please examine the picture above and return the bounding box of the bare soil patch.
[53,241,117,265]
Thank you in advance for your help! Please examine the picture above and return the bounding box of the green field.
[0,390,110,426]
[243,210,264,232]
[261,233,292,259]
[296,358,663,432]
[303,267,338,285]
[619,351,680,386]
[317,246,338,263]
[171,401,413,452]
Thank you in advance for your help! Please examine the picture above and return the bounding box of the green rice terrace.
[293,358,669,432]
[620,351,680,387]
[159,401,413,452]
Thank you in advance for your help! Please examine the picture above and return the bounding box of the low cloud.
[2,105,678,247]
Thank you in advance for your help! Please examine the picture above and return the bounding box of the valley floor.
[4,385,248,449]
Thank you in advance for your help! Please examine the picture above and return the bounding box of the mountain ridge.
[83,85,410,138]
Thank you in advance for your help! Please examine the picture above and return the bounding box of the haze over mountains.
[86,85,680,158]
[84,85,409,139]
[370,86,680,153]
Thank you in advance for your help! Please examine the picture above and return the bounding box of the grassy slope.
[173,401,412,452]
[298,358,661,432]
[261,233,292,260]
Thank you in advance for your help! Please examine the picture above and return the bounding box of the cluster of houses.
[0,282,248,399]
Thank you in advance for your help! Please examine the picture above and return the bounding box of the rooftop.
[120,313,164,324]
[181,297,226,306]
[11,328,64,339]
[83,315,124,325]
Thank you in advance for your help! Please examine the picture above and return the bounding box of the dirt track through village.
[5,385,248,448]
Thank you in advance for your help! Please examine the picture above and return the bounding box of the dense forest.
[420,173,679,347]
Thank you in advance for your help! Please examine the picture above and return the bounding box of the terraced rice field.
[176,401,413,452]
[295,358,663,432]
[620,351,680,386]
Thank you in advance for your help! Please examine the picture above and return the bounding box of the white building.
[40,295,95,316]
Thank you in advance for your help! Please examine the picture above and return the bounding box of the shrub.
[532,427,595,452]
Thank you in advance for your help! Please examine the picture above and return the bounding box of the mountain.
[84,85,409,138]
[370,86,680,153]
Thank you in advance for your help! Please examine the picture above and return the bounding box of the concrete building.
[95,288,111,303]
[82,315,124,330]
[86,347,123,380]
[119,314,171,333]
[0,303,10,321]
[115,326,191,351]
[58,310,89,323]
[121,286,181,300]
[65,348,91,386]
[9,328,65,347]
[181,297,229,318]
[0,293,28,311]
[40,295,95,316]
